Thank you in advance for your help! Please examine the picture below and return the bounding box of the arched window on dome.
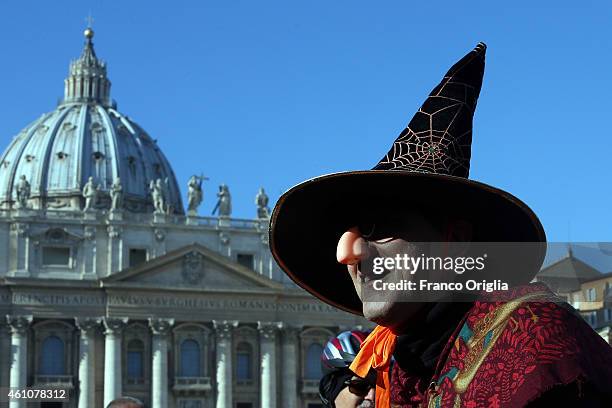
[126,339,144,382]
[180,339,201,377]
[40,336,65,375]
[236,342,253,381]
[305,343,324,379]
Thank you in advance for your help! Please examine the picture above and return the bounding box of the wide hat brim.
[269,171,547,315]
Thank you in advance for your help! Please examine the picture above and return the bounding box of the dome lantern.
[63,26,112,106]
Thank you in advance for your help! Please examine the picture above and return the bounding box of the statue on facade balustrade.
[82,176,100,211]
[187,174,208,215]
[110,177,123,211]
[15,175,30,209]
[149,178,168,214]
[255,187,270,219]
[212,184,231,217]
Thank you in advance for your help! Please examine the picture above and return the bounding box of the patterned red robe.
[390,283,612,407]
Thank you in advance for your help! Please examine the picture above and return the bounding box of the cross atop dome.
[84,13,95,39]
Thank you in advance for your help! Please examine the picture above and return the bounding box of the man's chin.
[362,300,428,333]
[362,301,394,323]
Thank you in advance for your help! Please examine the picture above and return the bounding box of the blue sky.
[0,1,611,241]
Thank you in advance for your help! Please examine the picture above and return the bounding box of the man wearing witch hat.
[270,43,612,407]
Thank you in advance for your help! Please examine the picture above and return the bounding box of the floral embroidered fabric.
[390,283,612,407]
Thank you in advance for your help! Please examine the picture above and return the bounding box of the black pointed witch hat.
[269,43,546,315]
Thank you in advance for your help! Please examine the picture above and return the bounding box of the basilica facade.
[0,28,367,408]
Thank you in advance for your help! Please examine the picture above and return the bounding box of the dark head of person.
[319,330,375,408]
[106,396,145,408]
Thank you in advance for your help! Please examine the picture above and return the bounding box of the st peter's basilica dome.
[0,28,183,214]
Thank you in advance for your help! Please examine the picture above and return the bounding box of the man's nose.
[336,227,367,265]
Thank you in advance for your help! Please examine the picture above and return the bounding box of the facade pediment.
[102,243,283,291]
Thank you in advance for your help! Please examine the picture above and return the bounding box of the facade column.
[258,321,282,408]
[213,320,238,408]
[0,322,11,391]
[81,226,97,277]
[75,317,101,408]
[281,326,300,408]
[106,225,123,275]
[8,223,29,276]
[6,315,32,408]
[103,317,128,407]
[149,318,174,408]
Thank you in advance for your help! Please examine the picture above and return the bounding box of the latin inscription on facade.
[0,291,339,314]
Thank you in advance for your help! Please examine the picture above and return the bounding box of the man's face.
[336,211,447,331]
[334,375,375,408]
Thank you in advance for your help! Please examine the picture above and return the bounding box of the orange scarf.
[349,325,397,407]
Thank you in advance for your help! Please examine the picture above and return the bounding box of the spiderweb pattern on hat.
[374,42,486,178]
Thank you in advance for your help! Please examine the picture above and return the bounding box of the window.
[305,343,323,379]
[180,339,201,377]
[42,247,70,266]
[179,400,202,408]
[237,253,254,270]
[586,287,596,301]
[129,248,147,267]
[604,308,612,322]
[40,336,65,375]
[127,339,144,380]
[236,342,252,380]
